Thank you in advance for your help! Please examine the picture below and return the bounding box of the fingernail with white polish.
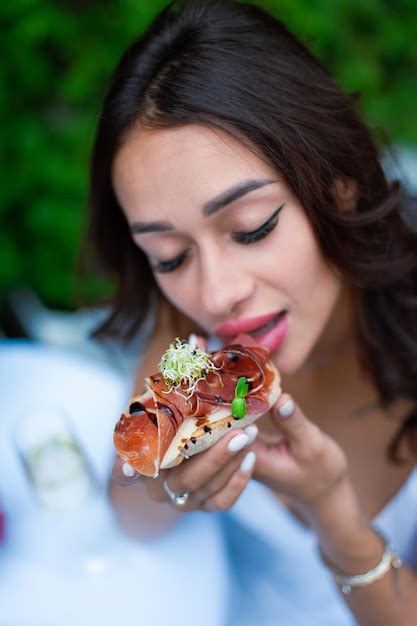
[244,424,258,444]
[240,450,256,473]
[227,433,250,453]
[278,398,295,418]
[122,462,136,477]
[188,333,198,349]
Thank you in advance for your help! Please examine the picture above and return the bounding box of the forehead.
[111,124,278,219]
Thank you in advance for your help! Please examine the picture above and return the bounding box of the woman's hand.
[112,333,259,512]
[251,393,349,509]
[112,424,258,512]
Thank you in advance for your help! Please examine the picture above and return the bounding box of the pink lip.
[247,312,288,353]
[214,310,283,337]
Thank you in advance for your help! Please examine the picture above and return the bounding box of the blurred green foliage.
[1,0,416,311]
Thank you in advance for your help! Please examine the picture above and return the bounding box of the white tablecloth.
[0,341,229,626]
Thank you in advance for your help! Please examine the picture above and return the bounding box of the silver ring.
[163,479,191,507]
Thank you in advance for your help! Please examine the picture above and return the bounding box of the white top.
[219,470,417,626]
[206,336,417,624]
[2,339,415,626]
[0,341,229,626]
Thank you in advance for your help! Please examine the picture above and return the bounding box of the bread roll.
[114,333,281,477]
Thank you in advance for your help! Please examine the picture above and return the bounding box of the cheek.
[154,274,200,324]
[281,231,341,329]
[267,207,339,310]
[268,223,342,372]
[292,255,338,308]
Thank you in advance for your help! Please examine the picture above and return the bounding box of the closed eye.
[152,203,284,274]
[231,204,284,244]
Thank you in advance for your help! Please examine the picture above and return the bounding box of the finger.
[271,393,322,451]
[249,394,323,483]
[188,333,208,351]
[194,430,258,503]
[196,334,208,351]
[111,457,142,486]
[201,450,257,511]
[161,445,251,511]
[153,424,258,507]
[250,435,298,486]
[166,425,257,495]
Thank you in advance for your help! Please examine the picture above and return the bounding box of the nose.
[198,248,254,319]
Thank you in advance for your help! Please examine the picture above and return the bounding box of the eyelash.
[152,204,284,274]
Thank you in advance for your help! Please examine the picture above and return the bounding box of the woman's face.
[112,124,344,375]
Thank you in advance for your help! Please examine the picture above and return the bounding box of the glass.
[14,404,96,512]
[0,487,5,543]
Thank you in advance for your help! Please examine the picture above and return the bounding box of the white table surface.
[0,341,229,626]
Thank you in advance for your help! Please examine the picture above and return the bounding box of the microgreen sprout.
[235,376,249,398]
[158,337,220,398]
[232,376,249,419]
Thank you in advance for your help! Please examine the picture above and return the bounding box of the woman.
[86,1,417,624]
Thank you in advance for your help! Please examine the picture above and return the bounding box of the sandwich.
[113,332,281,477]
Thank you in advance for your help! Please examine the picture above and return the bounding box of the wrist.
[318,525,403,595]
[300,475,383,574]
[319,523,386,577]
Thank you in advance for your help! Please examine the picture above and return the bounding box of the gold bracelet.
[318,526,403,595]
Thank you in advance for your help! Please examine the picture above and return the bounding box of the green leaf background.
[1,0,416,311]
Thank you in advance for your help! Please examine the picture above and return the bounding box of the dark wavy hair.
[84,0,417,463]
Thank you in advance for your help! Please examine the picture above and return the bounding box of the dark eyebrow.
[130,178,275,235]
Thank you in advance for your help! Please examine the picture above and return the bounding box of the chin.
[272,356,299,377]
[271,342,313,377]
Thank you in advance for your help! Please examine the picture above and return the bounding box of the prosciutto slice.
[113,333,280,477]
